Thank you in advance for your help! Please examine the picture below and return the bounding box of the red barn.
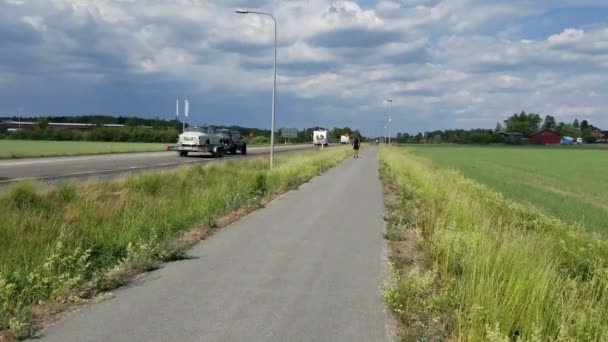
[529,129,561,145]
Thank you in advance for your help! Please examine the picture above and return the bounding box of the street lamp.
[385,99,392,145]
[236,9,277,169]
[383,114,388,144]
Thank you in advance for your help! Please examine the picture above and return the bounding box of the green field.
[381,147,608,340]
[408,145,608,233]
[0,140,167,159]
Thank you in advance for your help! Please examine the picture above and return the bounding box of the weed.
[55,183,78,202]
[6,183,43,210]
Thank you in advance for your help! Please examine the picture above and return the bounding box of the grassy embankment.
[0,147,350,339]
[408,145,608,233]
[381,147,608,341]
[0,140,168,159]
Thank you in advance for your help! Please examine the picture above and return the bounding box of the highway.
[34,148,389,342]
[0,145,313,186]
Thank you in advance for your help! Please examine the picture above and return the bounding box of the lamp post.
[236,9,277,169]
[385,99,392,145]
[383,114,388,144]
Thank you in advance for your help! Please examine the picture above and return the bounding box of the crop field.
[0,147,350,338]
[380,147,608,340]
[0,140,167,159]
[408,145,608,233]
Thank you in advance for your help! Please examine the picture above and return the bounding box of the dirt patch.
[381,168,448,341]
[392,229,428,273]
[0,331,16,342]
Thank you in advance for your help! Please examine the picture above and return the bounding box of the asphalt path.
[0,145,313,186]
[35,147,389,342]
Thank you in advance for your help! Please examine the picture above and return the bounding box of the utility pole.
[184,99,189,132]
[385,99,393,145]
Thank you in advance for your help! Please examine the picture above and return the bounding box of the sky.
[1,0,607,135]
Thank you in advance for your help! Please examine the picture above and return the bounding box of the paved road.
[36,148,389,342]
[0,145,312,185]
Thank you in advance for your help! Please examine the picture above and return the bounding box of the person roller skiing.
[353,137,360,158]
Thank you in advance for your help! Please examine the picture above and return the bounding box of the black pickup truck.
[218,129,247,155]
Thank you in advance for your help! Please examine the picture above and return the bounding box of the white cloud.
[21,16,47,32]
[1,0,608,132]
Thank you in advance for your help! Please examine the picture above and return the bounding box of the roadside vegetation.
[391,111,603,145]
[0,140,168,159]
[409,145,608,233]
[380,147,608,341]
[0,147,350,339]
[1,116,363,145]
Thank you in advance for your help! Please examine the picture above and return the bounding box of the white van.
[313,130,329,146]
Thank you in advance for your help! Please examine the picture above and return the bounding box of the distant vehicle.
[576,137,584,144]
[167,126,225,157]
[313,130,330,147]
[562,136,574,145]
[340,134,350,144]
[218,129,247,155]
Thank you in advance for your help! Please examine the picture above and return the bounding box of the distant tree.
[583,135,597,144]
[37,117,49,130]
[542,115,557,130]
[573,118,580,128]
[432,134,443,144]
[503,111,542,136]
[329,127,354,140]
[555,122,565,135]
[0,122,7,134]
[250,136,269,145]
[560,124,582,137]
[125,118,139,127]
[495,122,504,133]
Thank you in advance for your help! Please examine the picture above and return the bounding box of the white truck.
[340,135,350,144]
[168,126,225,157]
[313,130,330,147]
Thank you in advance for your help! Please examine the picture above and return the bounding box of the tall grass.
[0,147,350,338]
[381,147,608,341]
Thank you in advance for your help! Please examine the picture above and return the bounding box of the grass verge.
[0,140,167,159]
[0,147,350,339]
[380,146,608,341]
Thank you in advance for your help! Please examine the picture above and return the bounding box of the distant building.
[500,132,524,144]
[601,131,608,143]
[529,129,561,145]
[591,128,603,140]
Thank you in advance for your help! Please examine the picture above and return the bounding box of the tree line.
[0,116,364,144]
[393,111,603,144]
[1,115,183,129]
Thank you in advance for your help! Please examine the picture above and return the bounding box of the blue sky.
[1,0,607,135]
